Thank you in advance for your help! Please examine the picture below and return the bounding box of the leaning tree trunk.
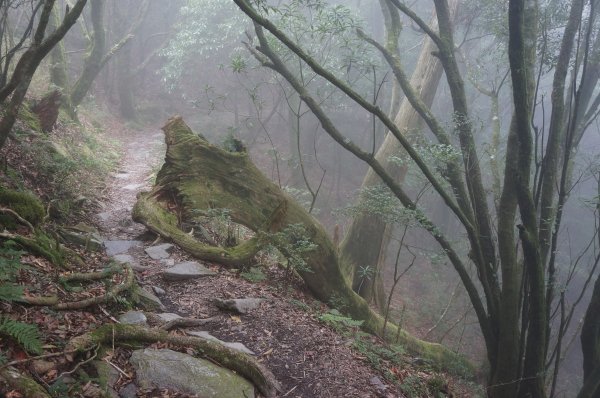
[132,116,472,374]
[340,0,458,307]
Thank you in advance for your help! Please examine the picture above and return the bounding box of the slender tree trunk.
[340,0,458,308]
[117,41,136,120]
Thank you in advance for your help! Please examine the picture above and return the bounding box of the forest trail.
[92,126,400,398]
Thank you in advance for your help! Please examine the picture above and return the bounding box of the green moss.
[0,188,45,229]
[18,105,42,133]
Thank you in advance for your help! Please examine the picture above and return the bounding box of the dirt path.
[92,127,402,398]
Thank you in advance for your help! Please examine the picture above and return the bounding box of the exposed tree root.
[0,368,51,398]
[65,324,281,397]
[144,312,219,331]
[132,116,473,376]
[0,231,68,269]
[59,264,123,283]
[0,207,35,232]
[22,265,134,310]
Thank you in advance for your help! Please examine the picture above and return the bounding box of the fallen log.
[132,116,473,376]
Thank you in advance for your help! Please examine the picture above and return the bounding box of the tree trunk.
[117,41,136,120]
[340,0,457,308]
[69,0,106,108]
[580,274,600,398]
[132,116,472,375]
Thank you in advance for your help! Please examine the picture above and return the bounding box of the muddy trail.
[92,127,402,398]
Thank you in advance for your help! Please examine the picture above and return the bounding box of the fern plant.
[0,242,25,302]
[0,317,43,355]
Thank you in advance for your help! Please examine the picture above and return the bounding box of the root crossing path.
[94,126,399,398]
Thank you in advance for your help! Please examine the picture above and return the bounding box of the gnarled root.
[66,324,281,397]
[22,265,135,310]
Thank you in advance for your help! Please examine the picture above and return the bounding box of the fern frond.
[0,284,24,302]
[0,317,43,354]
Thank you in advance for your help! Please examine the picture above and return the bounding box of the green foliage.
[240,266,267,283]
[160,0,246,89]
[327,291,349,312]
[0,188,45,228]
[0,317,43,355]
[288,298,311,312]
[0,284,24,302]
[0,243,25,302]
[221,129,246,153]
[352,332,405,375]
[267,223,317,275]
[318,309,363,333]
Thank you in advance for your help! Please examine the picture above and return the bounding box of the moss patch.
[0,188,45,229]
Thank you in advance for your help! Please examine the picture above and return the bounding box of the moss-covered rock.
[0,188,45,229]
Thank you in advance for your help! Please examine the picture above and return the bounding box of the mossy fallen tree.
[66,324,280,397]
[132,116,473,376]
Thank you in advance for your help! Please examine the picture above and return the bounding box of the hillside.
[0,108,480,397]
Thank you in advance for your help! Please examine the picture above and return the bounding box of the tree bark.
[580,274,600,398]
[340,0,458,308]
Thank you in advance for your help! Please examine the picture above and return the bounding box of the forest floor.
[1,119,480,398]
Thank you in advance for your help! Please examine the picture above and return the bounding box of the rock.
[129,348,255,398]
[152,285,166,296]
[118,311,147,325]
[144,243,173,260]
[118,383,137,398]
[215,298,264,314]
[104,240,141,256]
[157,313,182,322]
[163,261,217,281]
[369,376,387,393]
[93,360,120,398]
[31,359,55,375]
[187,331,255,355]
[133,287,166,311]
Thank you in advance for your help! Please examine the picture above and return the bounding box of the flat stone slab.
[215,298,264,314]
[119,311,147,325]
[163,261,217,281]
[104,240,141,256]
[129,349,254,398]
[187,331,255,355]
[144,243,173,260]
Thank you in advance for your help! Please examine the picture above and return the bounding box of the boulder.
[118,311,147,325]
[129,348,255,398]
